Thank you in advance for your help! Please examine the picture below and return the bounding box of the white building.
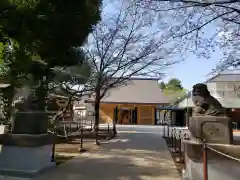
[175,70,240,109]
[174,70,240,125]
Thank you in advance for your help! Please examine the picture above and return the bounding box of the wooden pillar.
[152,106,155,125]
[138,105,141,125]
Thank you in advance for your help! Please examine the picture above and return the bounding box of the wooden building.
[86,78,170,125]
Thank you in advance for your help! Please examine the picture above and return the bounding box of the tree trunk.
[113,106,118,137]
[94,97,100,145]
[113,117,117,137]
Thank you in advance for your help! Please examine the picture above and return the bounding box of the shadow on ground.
[35,133,180,180]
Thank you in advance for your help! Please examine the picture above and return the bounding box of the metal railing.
[2,110,116,162]
[168,128,189,163]
[162,118,173,138]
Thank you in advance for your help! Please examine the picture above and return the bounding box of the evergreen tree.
[0,0,102,111]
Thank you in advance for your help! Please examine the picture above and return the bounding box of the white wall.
[177,97,194,108]
[215,81,240,108]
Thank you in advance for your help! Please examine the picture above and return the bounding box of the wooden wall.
[99,104,116,123]
[138,105,154,125]
[100,103,159,125]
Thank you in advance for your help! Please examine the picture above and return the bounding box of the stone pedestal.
[182,140,240,180]
[0,134,55,177]
[188,116,233,144]
[0,111,56,178]
[0,145,54,177]
[182,116,238,179]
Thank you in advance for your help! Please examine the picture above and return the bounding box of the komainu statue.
[192,83,226,116]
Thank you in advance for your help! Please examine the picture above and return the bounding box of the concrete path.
[34,132,180,180]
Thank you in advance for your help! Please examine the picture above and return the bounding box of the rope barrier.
[170,129,240,163]
[205,144,240,163]
[191,137,240,163]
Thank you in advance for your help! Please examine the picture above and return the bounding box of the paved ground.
[1,125,240,180]
[84,124,188,135]
[0,177,29,180]
[34,130,180,180]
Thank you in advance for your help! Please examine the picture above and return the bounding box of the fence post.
[233,122,237,130]
[182,132,187,151]
[180,133,187,161]
[51,132,56,162]
[203,143,208,180]
[113,117,117,137]
[51,143,55,162]
[171,128,174,147]
[178,130,182,154]
[79,126,85,152]
[174,128,177,153]
[163,124,166,138]
[167,122,170,138]
[91,120,93,131]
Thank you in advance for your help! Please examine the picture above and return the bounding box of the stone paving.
[33,132,180,180]
[2,126,240,180]
[0,176,30,180]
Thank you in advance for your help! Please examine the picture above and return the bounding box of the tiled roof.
[98,78,169,104]
[208,74,240,82]
[206,69,240,82]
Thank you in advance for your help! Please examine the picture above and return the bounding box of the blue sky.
[163,51,220,90]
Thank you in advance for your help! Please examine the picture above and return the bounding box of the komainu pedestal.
[182,83,239,180]
[0,111,55,178]
[188,116,233,144]
[0,92,56,178]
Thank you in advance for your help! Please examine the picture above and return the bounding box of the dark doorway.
[114,107,137,124]
[175,110,185,126]
[131,107,138,124]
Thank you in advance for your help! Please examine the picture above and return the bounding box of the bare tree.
[84,1,179,144]
[138,0,240,71]
[47,62,92,138]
